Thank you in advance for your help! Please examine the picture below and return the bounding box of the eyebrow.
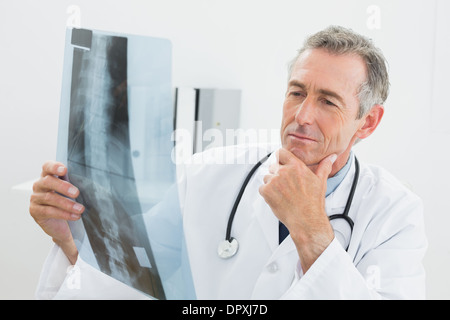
[288,80,345,106]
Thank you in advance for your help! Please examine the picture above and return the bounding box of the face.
[281,48,369,167]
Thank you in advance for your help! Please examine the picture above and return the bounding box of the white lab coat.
[35,144,427,299]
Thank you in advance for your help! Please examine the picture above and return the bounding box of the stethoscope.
[218,152,360,259]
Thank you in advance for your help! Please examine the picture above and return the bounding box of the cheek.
[321,117,358,153]
[316,111,352,149]
[280,102,295,130]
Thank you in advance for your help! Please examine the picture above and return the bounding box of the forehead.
[289,49,367,101]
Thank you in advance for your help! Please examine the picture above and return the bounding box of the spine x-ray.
[56,28,194,299]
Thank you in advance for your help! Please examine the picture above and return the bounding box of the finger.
[263,174,274,184]
[31,191,84,215]
[41,161,67,178]
[33,175,79,198]
[268,163,279,175]
[315,154,338,182]
[258,184,267,198]
[259,181,280,209]
[276,148,291,165]
[30,202,82,221]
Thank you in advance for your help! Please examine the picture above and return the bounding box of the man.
[30,26,427,299]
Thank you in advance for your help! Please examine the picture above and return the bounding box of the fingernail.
[57,166,65,174]
[68,186,78,196]
[73,203,83,212]
[71,214,80,220]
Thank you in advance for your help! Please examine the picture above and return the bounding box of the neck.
[307,144,353,178]
[329,147,352,177]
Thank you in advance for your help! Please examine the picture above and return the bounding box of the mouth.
[288,133,317,143]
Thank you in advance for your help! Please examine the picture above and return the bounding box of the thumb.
[316,154,338,182]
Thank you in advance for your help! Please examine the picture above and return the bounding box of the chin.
[286,146,321,166]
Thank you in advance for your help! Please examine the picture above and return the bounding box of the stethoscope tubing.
[328,157,359,232]
[225,152,272,242]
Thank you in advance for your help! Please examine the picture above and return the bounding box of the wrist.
[54,238,79,265]
[291,225,334,273]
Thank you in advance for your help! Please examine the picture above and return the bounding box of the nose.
[294,97,315,126]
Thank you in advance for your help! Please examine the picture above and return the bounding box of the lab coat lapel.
[252,186,278,251]
[250,151,279,253]
[253,195,297,261]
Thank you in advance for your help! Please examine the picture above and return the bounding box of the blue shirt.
[325,152,353,197]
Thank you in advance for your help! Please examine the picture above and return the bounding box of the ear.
[355,104,384,140]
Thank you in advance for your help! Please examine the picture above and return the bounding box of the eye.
[323,99,337,107]
[289,91,305,98]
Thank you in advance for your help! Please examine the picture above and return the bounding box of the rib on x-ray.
[56,28,194,299]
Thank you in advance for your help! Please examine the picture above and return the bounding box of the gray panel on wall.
[195,89,242,153]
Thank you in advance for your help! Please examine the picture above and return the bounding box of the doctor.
[30,26,427,299]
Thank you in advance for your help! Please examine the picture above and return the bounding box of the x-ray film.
[56,28,195,299]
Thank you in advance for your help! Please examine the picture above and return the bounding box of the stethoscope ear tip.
[218,238,239,259]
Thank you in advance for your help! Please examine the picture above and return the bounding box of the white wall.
[1,0,448,299]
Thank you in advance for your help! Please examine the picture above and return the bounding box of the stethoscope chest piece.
[218,238,239,259]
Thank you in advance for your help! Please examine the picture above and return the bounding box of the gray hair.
[288,25,390,119]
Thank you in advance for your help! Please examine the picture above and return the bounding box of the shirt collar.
[326,151,353,197]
